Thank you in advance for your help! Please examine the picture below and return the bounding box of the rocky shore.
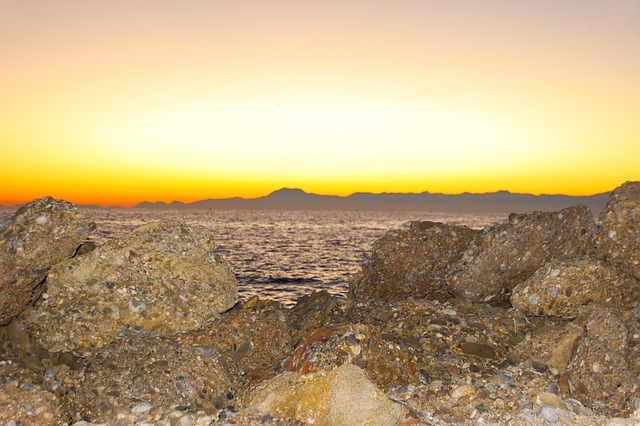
[0,182,638,425]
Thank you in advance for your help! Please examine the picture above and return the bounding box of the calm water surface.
[2,206,505,306]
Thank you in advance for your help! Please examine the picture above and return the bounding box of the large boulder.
[448,205,596,304]
[511,256,639,318]
[349,221,479,302]
[23,220,237,356]
[595,181,640,280]
[245,364,404,426]
[0,197,95,324]
[60,335,245,423]
[566,307,638,417]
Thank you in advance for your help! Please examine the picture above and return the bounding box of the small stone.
[450,385,475,401]
[537,405,559,423]
[460,342,496,359]
[131,402,152,414]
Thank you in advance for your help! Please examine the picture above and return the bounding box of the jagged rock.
[61,335,245,423]
[507,322,584,374]
[0,361,66,425]
[448,205,596,304]
[567,307,638,417]
[22,220,237,356]
[596,181,640,280]
[178,296,293,383]
[349,221,479,302]
[0,197,95,324]
[246,363,404,426]
[511,256,640,318]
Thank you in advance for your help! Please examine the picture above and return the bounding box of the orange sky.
[1,1,639,206]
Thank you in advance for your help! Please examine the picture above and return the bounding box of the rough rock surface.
[349,221,479,302]
[511,256,640,318]
[178,295,293,383]
[0,196,95,324]
[596,181,640,280]
[566,307,639,417]
[246,363,405,426]
[448,205,597,304]
[0,361,66,425]
[60,335,245,423]
[23,220,237,356]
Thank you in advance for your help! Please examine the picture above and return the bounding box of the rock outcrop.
[1,183,639,425]
[595,181,640,280]
[448,205,596,304]
[350,221,479,302]
[0,197,94,324]
[22,220,237,356]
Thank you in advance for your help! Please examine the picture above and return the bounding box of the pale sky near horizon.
[1,0,639,206]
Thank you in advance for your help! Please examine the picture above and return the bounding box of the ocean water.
[1,206,505,306]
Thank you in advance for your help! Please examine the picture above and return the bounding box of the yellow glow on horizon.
[1,1,639,206]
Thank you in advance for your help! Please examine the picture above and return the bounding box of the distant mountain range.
[132,188,611,215]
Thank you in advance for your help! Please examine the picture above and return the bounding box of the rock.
[178,296,293,383]
[349,221,479,302]
[511,257,639,318]
[595,181,640,280]
[289,290,346,346]
[508,322,584,374]
[448,205,597,304]
[22,220,237,356]
[0,361,66,425]
[61,334,245,423]
[0,197,95,324]
[246,364,404,426]
[567,307,638,417]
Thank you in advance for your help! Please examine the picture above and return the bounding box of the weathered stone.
[289,290,346,346]
[0,362,66,425]
[350,221,479,302]
[178,296,293,383]
[511,256,639,318]
[508,322,584,374]
[62,335,244,423]
[567,307,638,417]
[448,205,597,304]
[23,220,237,356]
[595,181,640,280]
[0,197,95,324]
[246,364,404,426]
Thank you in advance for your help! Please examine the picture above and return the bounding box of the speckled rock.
[23,220,237,356]
[350,221,479,302]
[61,334,244,423]
[511,256,640,318]
[507,322,584,374]
[286,299,531,391]
[178,295,293,383]
[567,307,638,417]
[0,197,95,324]
[0,361,66,425]
[246,363,404,426]
[595,181,640,280]
[448,205,597,304]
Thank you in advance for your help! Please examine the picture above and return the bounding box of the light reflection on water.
[1,207,505,307]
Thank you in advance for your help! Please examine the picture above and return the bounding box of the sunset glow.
[1,1,639,206]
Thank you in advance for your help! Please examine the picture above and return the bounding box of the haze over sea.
[63,208,507,306]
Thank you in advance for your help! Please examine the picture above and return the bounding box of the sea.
[1,206,506,307]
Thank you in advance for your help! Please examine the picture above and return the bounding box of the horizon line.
[0,186,613,209]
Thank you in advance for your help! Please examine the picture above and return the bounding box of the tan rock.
[448,205,596,304]
[0,197,94,324]
[23,220,237,356]
[246,364,404,426]
[511,257,639,318]
[595,181,640,280]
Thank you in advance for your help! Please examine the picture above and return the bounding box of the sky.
[1,1,639,206]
